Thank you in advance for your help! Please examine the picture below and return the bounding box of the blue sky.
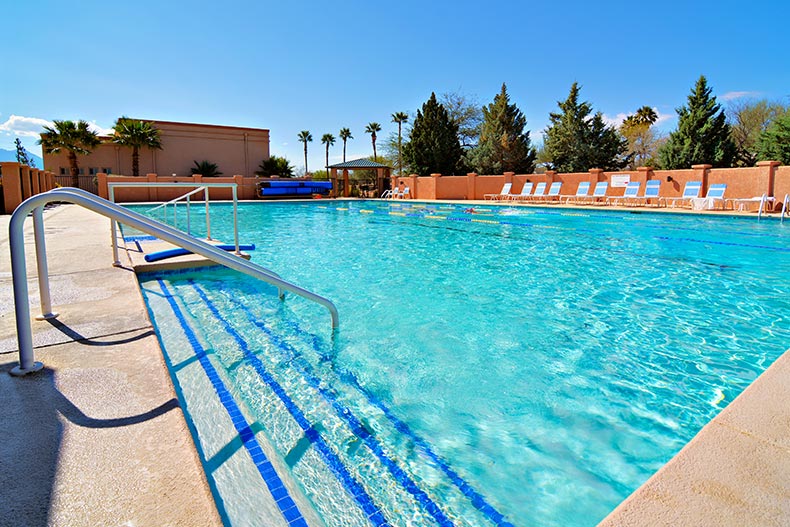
[3,0,788,173]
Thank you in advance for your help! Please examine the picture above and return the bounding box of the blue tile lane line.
[179,281,391,527]
[156,279,310,527]
[207,284,515,527]
[188,283,460,527]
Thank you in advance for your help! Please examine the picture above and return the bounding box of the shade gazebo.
[327,159,391,198]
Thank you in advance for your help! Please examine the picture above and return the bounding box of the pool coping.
[2,199,787,526]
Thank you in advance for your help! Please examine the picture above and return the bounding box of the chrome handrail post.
[205,187,211,240]
[32,205,58,320]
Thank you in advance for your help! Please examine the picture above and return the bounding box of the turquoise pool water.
[135,201,790,527]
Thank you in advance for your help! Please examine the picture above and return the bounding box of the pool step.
[157,277,511,527]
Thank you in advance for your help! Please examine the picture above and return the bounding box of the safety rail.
[8,188,339,376]
[107,182,240,266]
[147,186,211,238]
[782,194,790,224]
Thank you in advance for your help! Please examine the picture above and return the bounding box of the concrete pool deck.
[0,205,221,526]
[0,200,788,526]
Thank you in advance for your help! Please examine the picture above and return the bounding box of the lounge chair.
[640,180,662,206]
[485,182,512,201]
[393,186,411,199]
[690,184,726,210]
[539,182,563,203]
[660,181,701,208]
[520,182,546,202]
[585,181,609,205]
[509,182,534,201]
[607,182,640,206]
[562,181,591,204]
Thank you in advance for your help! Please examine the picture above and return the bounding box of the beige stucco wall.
[43,120,269,177]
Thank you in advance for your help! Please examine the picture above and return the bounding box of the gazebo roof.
[328,158,390,169]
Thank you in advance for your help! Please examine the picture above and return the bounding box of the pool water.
[135,201,790,527]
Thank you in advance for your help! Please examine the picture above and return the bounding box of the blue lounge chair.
[509,182,534,201]
[540,182,563,203]
[563,181,591,204]
[585,181,609,205]
[485,182,512,201]
[520,182,546,202]
[661,181,702,208]
[640,180,662,206]
[607,182,640,206]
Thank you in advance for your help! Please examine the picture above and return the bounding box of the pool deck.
[0,205,221,527]
[0,200,788,526]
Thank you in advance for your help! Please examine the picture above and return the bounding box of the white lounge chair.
[585,181,609,205]
[661,181,702,208]
[539,182,563,203]
[640,180,662,206]
[690,184,726,210]
[509,182,534,201]
[563,182,591,204]
[485,182,512,201]
[521,182,546,202]
[607,182,640,206]
[393,186,411,199]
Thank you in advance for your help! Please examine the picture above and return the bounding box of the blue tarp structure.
[258,180,332,197]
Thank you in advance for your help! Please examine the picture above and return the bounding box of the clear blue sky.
[3,0,788,173]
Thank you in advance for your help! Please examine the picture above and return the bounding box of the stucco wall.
[44,120,269,178]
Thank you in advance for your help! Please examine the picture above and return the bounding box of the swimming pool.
[134,201,790,526]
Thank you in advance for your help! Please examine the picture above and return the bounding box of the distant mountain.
[0,148,45,168]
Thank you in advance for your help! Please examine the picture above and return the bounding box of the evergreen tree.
[543,83,629,172]
[14,138,33,166]
[403,93,463,176]
[470,83,536,174]
[756,113,790,165]
[658,75,736,169]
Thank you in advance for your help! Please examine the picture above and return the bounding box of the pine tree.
[756,113,790,165]
[470,83,536,174]
[403,93,464,176]
[543,83,629,172]
[658,75,736,169]
[14,138,33,167]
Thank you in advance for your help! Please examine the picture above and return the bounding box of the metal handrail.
[782,194,790,224]
[9,188,339,376]
[147,186,209,237]
[108,182,240,264]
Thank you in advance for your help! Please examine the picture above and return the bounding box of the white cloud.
[602,112,630,128]
[86,120,114,136]
[0,115,54,137]
[721,91,760,101]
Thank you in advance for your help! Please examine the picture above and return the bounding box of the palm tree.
[365,122,382,161]
[321,133,336,175]
[339,127,353,163]
[112,117,162,177]
[38,120,100,187]
[297,130,313,174]
[191,160,223,177]
[391,112,409,175]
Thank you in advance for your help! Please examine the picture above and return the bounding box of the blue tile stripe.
[210,285,514,527]
[190,283,459,527]
[156,279,309,527]
[179,281,391,527]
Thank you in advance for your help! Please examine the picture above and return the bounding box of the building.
[43,120,270,177]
